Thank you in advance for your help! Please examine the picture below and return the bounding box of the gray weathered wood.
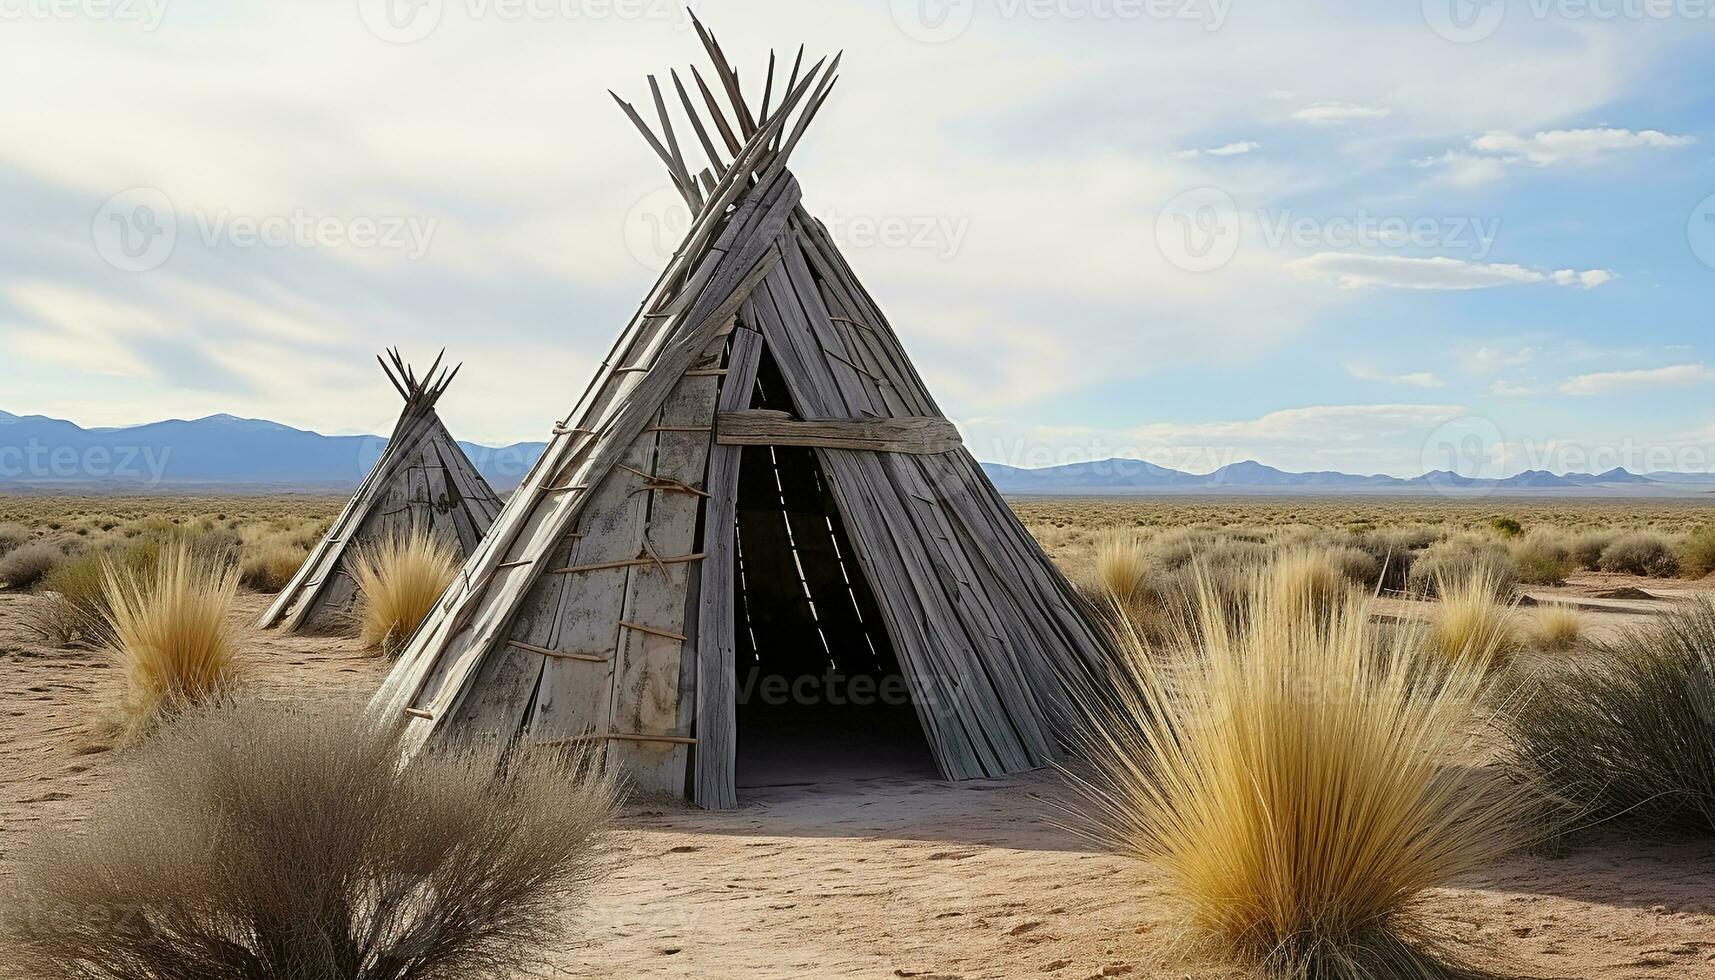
[716,410,961,454]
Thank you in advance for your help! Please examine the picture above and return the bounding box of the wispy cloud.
[1344,362,1447,388]
[1421,128,1694,184]
[1559,363,1715,396]
[1172,140,1260,159]
[1285,253,1615,291]
[1290,102,1391,125]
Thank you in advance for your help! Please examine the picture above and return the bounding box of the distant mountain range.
[0,410,547,492]
[980,457,1715,495]
[3,409,1712,496]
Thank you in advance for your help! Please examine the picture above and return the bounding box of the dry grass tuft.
[1432,564,1522,667]
[350,525,459,654]
[1532,604,1586,652]
[238,532,308,592]
[1093,532,1151,611]
[104,542,242,736]
[1509,599,1715,836]
[1066,565,1524,979]
[0,700,620,980]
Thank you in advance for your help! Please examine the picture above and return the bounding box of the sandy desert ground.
[4,579,1715,980]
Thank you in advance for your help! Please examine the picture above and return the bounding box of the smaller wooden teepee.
[259,350,504,634]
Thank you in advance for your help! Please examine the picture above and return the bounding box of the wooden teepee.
[370,21,1111,808]
[260,350,503,634]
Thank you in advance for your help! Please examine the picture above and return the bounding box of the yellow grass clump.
[1532,603,1585,652]
[1067,565,1523,978]
[1093,532,1151,610]
[1432,563,1522,667]
[239,532,308,593]
[103,542,242,735]
[350,526,459,654]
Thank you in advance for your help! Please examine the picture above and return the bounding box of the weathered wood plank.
[716,410,962,454]
[693,324,762,809]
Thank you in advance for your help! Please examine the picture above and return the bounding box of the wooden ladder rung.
[619,620,688,642]
[544,732,698,747]
[506,640,607,664]
[547,553,706,576]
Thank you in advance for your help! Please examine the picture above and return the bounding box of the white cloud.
[1469,127,1694,166]
[1489,380,1544,397]
[1344,362,1447,388]
[1468,346,1537,374]
[1290,102,1392,125]
[1559,363,1715,396]
[1285,253,1616,291]
[1171,140,1259,159]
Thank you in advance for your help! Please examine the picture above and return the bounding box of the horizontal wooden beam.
[715,410,962,455]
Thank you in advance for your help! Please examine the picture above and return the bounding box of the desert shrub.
[0,521,32,555]
[1093,533,1150,610]
[32,552,119,646]
[1598,532,1680,577]
[1510,533,1572,586]
[1569,531,1612,572]
[1489,516,1524,539]
[1508,599,1715,835]
[1065,568,1523,979]
[1532,603,1585,652]
[1678,525,1715,579]
[351,526,459,654]
[0,700,620,980]
[239,532,308,592]
[1432,563,1522,668]
[105,542,243,737]
[0,539,70,589]
[1407,534,1516,598]
[1266,547,1357,625]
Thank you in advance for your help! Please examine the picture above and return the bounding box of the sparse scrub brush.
[1677,525,1715,579]
[1511,532,1572,586]
[1598,532,1679,577]
[1569,531,1612,571]
[1065,568,1524,979]
[1508,599,1715,836]
[1489,516,1524,539]
[351,525,459,654]
[0,700,620,980]
[1408,535,1517,598]
[0,539,71,590]
[239,532,308,592]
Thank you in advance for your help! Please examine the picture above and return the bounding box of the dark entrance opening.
[730,347,937,789]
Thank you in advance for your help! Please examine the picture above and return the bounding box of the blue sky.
[0,0,1711,476]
